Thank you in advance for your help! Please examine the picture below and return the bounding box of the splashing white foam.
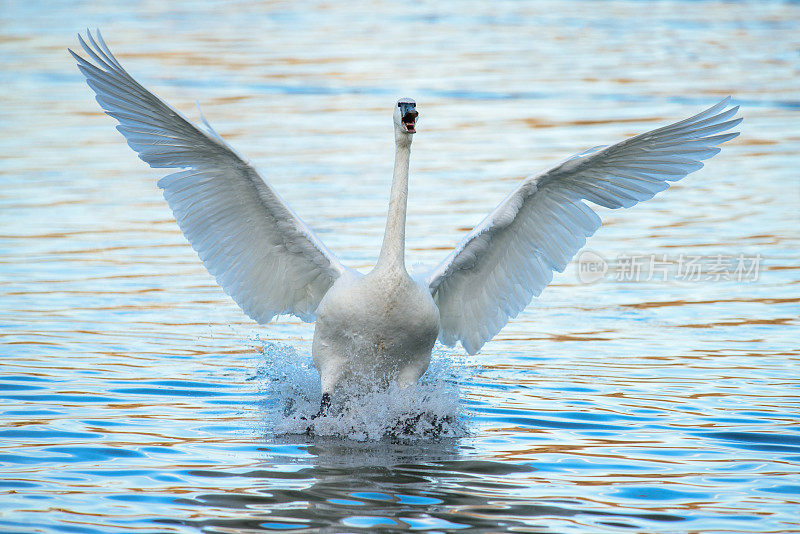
[253,342,470,442]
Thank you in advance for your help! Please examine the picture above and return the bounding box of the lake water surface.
[1,1,799,532]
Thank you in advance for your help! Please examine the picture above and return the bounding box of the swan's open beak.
[402,109,418,133]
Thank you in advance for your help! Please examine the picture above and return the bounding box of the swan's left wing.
[427,99,740,354]
[71,30,348,323]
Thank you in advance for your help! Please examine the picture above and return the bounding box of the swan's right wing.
[427,98,740,354]
[71,30,347,323]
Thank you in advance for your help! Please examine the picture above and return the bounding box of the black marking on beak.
[401,107,418,133]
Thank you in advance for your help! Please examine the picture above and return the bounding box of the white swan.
[71,31,740,413]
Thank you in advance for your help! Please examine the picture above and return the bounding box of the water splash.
[253,342,470,442]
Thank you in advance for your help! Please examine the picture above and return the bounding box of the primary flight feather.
[71,30,740,412]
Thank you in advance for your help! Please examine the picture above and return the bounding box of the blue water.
[2,1,799,532]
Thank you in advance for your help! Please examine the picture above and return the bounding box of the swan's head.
[394,98,418,135]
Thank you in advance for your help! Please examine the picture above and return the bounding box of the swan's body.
[314,106,440,396]
[72,31,741,407]
[313,267,439,394]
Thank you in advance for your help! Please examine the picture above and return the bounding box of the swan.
[71,31,741,415]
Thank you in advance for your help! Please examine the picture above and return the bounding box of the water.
[2,1,799,532]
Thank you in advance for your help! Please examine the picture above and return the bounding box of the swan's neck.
[376,136,412,273]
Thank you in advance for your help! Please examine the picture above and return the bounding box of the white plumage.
[71,31,348,326]
[428,99,740,354]
[72,31,740,406]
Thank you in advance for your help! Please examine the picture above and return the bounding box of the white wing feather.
[71,30,347,323]
[428,98,741,354]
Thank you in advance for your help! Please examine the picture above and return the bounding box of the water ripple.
[2,0,799,532]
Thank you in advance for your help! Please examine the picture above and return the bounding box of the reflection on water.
[1,0,799,532]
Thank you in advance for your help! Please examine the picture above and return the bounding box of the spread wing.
[427,98,741,354]
[71,30,348,323]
